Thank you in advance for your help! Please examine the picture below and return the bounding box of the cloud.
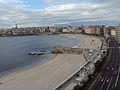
[0,0,120,28]
[43,0,54,3]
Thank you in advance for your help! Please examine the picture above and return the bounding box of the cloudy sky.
[0,0,120,28]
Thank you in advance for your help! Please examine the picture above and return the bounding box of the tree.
[95,60,101,72]
[74,84,82,90]
[88,74,93,79]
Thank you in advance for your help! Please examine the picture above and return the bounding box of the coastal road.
[91,38,120,90]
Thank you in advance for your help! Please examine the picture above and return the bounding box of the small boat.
[28,52,36,55]
[36,51,45,55]
[28,51,46,55]
[48,33,53,35]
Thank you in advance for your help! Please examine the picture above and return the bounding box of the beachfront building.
[103,26,115,37]
[62,28,69,33]
[0,29,5,36]
[49,27,56,33]
[49,27,63,33]
[74,29,82,33]
[110,29,116,36]
[113,24,120,42]
[103,27,109,37]
[115,25,120,39]
[11,28,28,35]
[83,25,103,35]
[84,26,93,34]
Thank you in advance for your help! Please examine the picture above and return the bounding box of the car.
[90,49,93,52]
[112,68,114,70]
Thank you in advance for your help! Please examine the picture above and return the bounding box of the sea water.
[0,35,82,73]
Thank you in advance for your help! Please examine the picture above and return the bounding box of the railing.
[54,62,89,90]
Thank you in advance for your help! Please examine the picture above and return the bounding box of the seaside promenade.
[0,35,102,90]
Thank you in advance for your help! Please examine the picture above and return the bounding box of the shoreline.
[0,54,56,78]
[0,34,102,90]
[0,54,87,90]
[0,33,82,37]
[0,34,83,77]
[0,34,102,77]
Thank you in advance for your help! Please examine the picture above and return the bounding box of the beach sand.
[0,35,102,90]
[80,35,102,50]
[0,54,87,90]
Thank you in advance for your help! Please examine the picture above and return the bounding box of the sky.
[0,0,120,28]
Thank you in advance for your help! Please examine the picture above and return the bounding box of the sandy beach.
[80,35,102,50]
[0,35,102,90]
[0,54,87,90]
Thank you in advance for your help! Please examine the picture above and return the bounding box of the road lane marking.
[97,75,102,82]
[107,77,113,90]
[107,78,109,83]
[115,67,120,87]
[100,77,107,90]
[101,77,104,82]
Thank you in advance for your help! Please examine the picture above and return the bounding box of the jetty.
[51,47,83,55]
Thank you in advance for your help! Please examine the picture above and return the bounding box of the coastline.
[0,54,87,90]
[60,34,84,48]
[0,34,82,77]
[0,34,102,90]
[0,54,56,78]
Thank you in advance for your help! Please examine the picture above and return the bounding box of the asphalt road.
[91,38,120,90]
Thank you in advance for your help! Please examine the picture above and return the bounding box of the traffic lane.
[93,63,115,90]
[116,49,120,90]
[106,67,119,90]
[101,48,115,75]
[116,48,120,66]
[92,48,115,90]
[92,69,110,90]
[100,66,116,90]
[108,45,120,90]
[93,61,114,90]
[116,48,120,90]
[107,48,119,90]
[100,46,116,89]
[102,39,119,90]
[93,48,116,90]
[116,72,120,90]
[91,39,118,90]
[92,64,112,90]
[102,77,113,90]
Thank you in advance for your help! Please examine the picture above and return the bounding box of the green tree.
[74,85,82,90]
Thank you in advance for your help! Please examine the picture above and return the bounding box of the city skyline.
[0,0,120,28]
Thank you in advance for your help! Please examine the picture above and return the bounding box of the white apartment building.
[115,24,120,40]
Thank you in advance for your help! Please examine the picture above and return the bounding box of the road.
[91,38,120,90]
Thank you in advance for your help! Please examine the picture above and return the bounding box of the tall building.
[115,24,120,41]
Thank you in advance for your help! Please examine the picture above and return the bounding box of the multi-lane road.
[91,38,120,90]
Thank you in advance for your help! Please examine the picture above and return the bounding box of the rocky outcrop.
[51,47,83,55]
